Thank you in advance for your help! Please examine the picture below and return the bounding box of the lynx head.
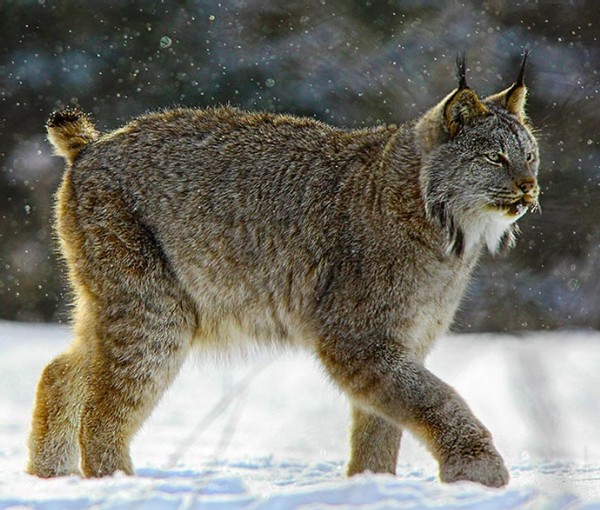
[416,52,539,256]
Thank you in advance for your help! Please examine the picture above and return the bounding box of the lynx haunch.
[28,55,539,487]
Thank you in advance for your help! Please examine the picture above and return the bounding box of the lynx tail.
[46,109,99,165]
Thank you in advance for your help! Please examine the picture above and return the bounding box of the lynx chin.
[28,54,539,488]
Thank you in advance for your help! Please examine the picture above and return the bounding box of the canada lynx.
[28,55,539,487]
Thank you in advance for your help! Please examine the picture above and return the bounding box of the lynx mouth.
[492,196,537,218]
[506,198,528,217]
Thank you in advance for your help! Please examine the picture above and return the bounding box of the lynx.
[28,55,539,487]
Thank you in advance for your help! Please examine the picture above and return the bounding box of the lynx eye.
[484,152,505,165]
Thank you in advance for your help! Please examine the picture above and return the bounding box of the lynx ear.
[443,87,489,138]
[444,55,489,137]
[416,55,488,153]
[485,50,529,121]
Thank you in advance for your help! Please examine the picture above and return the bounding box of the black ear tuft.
[456,52,468,90]
[516,48,530,87]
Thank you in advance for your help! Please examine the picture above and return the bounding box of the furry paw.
[26,460,81,478]
[440,449,509,488]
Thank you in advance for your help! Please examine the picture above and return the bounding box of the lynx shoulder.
[28,55,539,487]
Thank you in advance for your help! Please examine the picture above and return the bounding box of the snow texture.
[1,321,600,509]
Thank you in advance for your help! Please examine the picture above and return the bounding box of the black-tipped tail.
[46,108,99,166]
[47,108,86,128]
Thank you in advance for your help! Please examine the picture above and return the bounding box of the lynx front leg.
[347,406,402,476]
[319,337,508,487]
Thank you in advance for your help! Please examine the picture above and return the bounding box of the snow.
[1,321,600,509]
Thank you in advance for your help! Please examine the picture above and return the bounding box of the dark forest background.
[1,0,599,331]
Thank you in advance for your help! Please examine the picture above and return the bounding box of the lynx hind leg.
[27,346,86,477]
[46,175,197,477]
[76,263,197,478]
[347,406,402,476]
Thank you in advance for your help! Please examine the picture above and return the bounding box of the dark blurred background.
[1,0,598,331]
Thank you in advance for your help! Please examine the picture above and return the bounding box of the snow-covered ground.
[1,321,599,509]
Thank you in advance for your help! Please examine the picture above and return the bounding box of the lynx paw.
[26,462,81,479]
[440,449,509,488]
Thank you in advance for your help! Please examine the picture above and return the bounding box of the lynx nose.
[515,176,538,197]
